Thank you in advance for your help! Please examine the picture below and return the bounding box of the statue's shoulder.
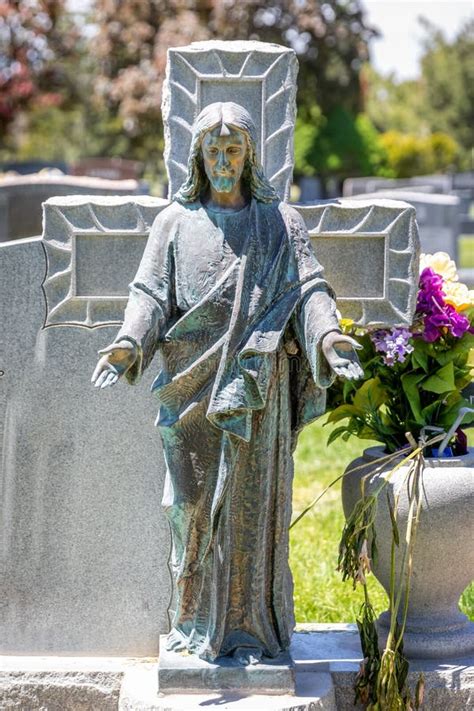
[150,200,197,235]
[276,201,307,234]
[152,200,185,226]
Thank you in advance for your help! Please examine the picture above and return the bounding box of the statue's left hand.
[322,331,364,381]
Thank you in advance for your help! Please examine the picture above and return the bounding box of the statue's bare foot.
[166,628,188,653]
[232,646,262,666]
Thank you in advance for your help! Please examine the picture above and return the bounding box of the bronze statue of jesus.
[92,102,362,666]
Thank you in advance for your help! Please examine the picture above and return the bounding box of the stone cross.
[0,41,419,657]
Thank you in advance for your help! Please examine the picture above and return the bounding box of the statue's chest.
[174,212,245,310]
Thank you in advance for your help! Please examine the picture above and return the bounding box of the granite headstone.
[0,41,419,659]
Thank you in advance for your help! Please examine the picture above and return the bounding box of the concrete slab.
[134,673,336,711]
[1,627,472,709]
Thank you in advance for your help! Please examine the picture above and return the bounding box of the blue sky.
[362,0,473,80]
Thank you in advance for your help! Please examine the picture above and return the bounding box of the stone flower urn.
[341,446,474,659]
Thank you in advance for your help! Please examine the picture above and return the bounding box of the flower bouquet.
[327,252,474,454]
[324,253,474,709]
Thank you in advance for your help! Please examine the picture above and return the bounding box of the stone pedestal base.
[157,635,295,695]
[377,611,474,659]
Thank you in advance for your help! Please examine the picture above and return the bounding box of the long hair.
[174,102,278,204]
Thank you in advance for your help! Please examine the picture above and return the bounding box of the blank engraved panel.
[297,200,420,326]
[200,79,263,158]
[74,234,147,297]
[42,197,168,328]
[311,235,386,299]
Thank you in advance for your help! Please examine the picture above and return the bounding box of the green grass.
[459,235,474,269]
[290,417,474,623]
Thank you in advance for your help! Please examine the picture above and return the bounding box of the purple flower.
[415,267,471,342]
[423,305,471,342]
[416,268,446,314]
[370,328,414,366]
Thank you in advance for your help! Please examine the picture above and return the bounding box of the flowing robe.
[116,197,340,661]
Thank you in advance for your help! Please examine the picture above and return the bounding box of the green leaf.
[436,333,474,366]
[423,361,455,394]
[411,346,429,372]
[401,372,425,424]
[358,425,380,440]
[353,377,388,412]
[326,403,361,424]
[343,378,357,400]
[327,425,350,446]
[437,397,474,427]
[421,399,444,423]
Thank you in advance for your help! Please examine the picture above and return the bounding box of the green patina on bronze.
[93,101,362,665]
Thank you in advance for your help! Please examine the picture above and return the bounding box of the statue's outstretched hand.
[322,331,363,381]
[91,340,138,389]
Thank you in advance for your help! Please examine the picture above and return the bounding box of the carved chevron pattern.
[163,42,298,201]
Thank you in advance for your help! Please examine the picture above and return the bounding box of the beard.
[208,174,238,193]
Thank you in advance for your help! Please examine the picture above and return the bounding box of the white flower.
[419,252,458,282]
[443,280,474,311]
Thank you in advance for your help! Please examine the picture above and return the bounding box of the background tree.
[363,64,431,136]
[90,0,376,183]
[0,0,80,136]
[3,2,470,184]
[365,17,473,174]
[294,104,390,183]
[91,0,212,171]
[211,0,376,118]
[211,0,379,190]
[420,17,473,160]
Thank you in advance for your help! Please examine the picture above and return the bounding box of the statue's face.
[201,126,247,193]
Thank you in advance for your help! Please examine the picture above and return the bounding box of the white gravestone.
[0,41,419,657]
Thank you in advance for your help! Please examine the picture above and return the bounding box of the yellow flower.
[339,317,354,333]
[419,252,458,282]
[443,280,474,311]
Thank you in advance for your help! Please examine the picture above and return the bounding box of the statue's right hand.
[91,340,138,389]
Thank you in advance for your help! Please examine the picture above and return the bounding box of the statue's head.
[174,102,278,204]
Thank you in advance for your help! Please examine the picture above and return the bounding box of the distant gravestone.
[0,174,141,242]
[352,190,460,260]
[0,160,69,175]
[343,174,454,197]
[71,157,143,181]
[298,177,323,202]
[0,41,419,657]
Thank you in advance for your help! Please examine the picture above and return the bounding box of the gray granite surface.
[352,189,460,260]
[0,194,420,655]
[0,229,171,655]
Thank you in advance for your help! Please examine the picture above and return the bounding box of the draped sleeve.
[279,203,342,389]
[115,204,179,384]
